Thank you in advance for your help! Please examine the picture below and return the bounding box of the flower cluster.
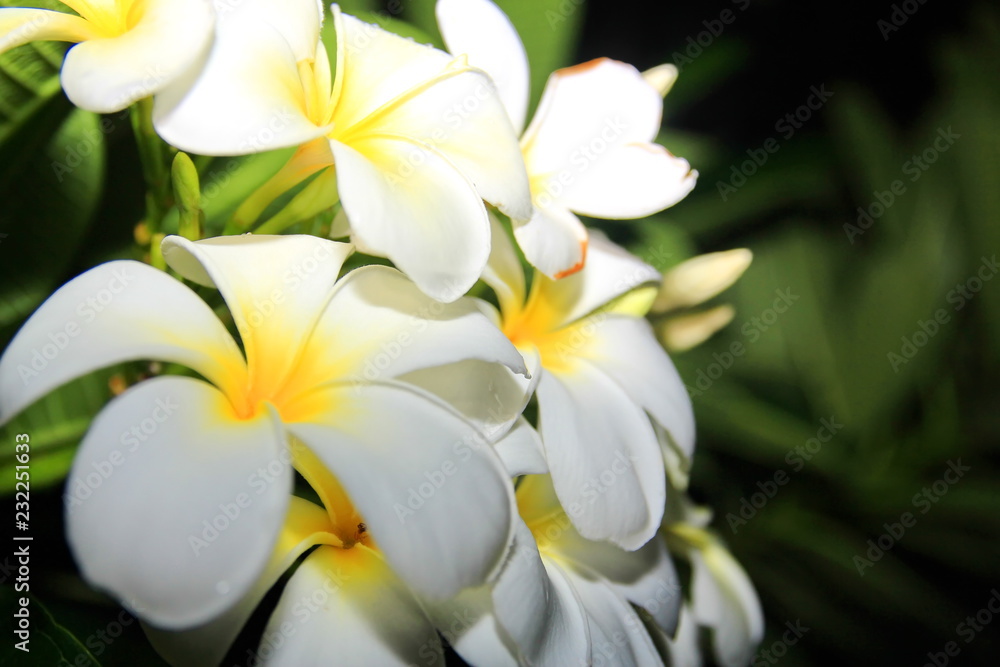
[0,0,761,664]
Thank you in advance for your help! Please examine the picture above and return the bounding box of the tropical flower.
[0,234,527,630]
[478,217,694,550]
[664,495,765,667]
[154,0,531,303]
[436,0,697,279]
[436,467,682,667]
[651,248,753,352]
[0,0,214,112]
[145,467,488,666]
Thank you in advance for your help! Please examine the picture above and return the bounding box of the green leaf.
[0,108,106,344]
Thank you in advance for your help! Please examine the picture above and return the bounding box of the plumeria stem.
[130,97,173,234]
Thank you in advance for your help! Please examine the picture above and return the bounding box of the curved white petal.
[513,203,588,280]
[422,585,519,667]
[494,416,547,476]
[0,260,246,423]
[330,136,490,302]
[61,0,215,113]
[560,143,696,219]
[331,9,452,126]
[66,377,290,630]
[365,66,532,222]
[259,545,442,666]
[532,231,661,329]
[521,58,663,179]
[154,0,325,155]
[558,563,663,667]
[285,381,515,599]
[519,474,679,633]
[162,235,353,406]
[482,213,527,319]
[576,316,695,461]
[436,0,530,134]
[536,363,665,550]
[692,540,765,667]
[143,497,338,666]
[664,603,703,667]
[295,265,526,393]
[0,9,96,52]
[491,521,590,666]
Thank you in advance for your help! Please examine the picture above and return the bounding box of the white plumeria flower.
[436,0,697,279]
[437,468,682,667]
[154,0,531,303]
[0,0,214,112]
[0,234,527,630]
[479,216,693,551]
[665,497,765,667]
[145,480,484,667]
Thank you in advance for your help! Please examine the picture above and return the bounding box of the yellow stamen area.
[59,0,143,38]
[501,280,588,375]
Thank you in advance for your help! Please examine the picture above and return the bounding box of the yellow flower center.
[60,0,143,38]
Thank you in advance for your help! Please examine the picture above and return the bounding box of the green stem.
[130,97,173,233]
[254,169,339,235]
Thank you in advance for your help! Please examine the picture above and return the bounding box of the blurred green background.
[1,0,998,665]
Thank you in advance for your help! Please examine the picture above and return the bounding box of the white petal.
[161,235,352,406]
[153,0,325,155]
[536,363,665,550]
[66,377,290,630]
[143,497,338,666]
[576,316,695,461]
[482,212,527,319]
[558,562,663,667]
[331,9,452,126]
[295,265,526,393]
[0,261,246,423]
[664,603,703,667]
[260,545,442,666]
[422,585,519,667]
[490,521,590,666]
[61,0,215,113]
[513,203,588,280]
[520,475,680,633]
[521,58,663,179]
[333,10,531,221]
[494,416,547,476]
[329,136,490,302]
[397,357,536,445]
[531,231,661,330]
[560,143,696,219]
[436,0,531,133]
[285,382,516,598]
[0,9,96,52]
[691,541,765,667]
